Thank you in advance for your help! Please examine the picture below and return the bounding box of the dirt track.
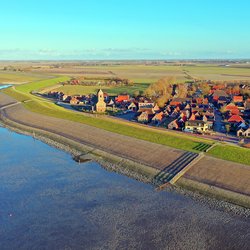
[0,93,184,170]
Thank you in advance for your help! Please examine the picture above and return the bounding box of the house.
[204,110,215,120]
[168,119,180,130]
[69,79,80,85]
[115,94,130,103]
[179,115,188,123]
[153,103,160,112]
[217,96,228,106]
[237,127,250,138]
[62,94,70,102]
[127,102,137,111]
[233,96,243,103]
[152,112,165,124]
[212,90,229,103]
[138,102,154,111]
[70,97,79,105]
[107,99,115,106]
[185,120,209,133]
[170,97,191,107]
[189,113,196,121]
[95,89,106,113]
[230,108,240,115]
[203,115,214,130]
[184,103,191,110]
[225,103,237,110]
[228,115,244,123]
[137,111,149,123]
[180,110,190,119]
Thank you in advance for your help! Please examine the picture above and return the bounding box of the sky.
[0,0,250,60]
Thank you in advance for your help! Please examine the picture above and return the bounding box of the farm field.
[29,63,250,83]
[53,83,150,96]
[0,70,52,84]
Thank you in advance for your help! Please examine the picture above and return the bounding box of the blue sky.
[0,0,249,60]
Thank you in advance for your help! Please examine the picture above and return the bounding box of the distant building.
[95,89,106,113]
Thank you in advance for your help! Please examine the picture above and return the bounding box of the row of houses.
[209,86,250,138]
[133,97,215,134]
[46,84,250,137]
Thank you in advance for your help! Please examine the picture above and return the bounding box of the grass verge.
[208,145,250,166]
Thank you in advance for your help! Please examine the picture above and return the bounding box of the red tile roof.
[115,95,130,103]
[228,115,244,123]
[233,96,243,103]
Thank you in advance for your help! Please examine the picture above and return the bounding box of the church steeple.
[95,89,106,113]
[97,89,104,102]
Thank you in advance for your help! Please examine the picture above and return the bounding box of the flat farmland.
[31,64,186,83]
[53,83,150,96]
[0,70,52,84]
[30,63,250,83]
[182,65,250,81]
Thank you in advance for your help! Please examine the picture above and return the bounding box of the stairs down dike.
[153,152,199,186]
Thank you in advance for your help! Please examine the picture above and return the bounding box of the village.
[44,80,250,140]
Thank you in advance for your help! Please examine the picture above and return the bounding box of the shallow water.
[0,126,249,250]
[0,84,12,90]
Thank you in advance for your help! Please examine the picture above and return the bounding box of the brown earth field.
[183,156,250,196]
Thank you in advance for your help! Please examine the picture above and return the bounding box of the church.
[95,89,106,113]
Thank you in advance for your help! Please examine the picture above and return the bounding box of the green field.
[208,145,250,166]
[0,70,52,83]
[53,83,150,96]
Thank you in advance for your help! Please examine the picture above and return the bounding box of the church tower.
[95,89,106,113]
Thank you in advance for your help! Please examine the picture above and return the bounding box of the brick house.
[137,111,149,123]
[237,127,250,138]
[233,96,243,103]
[184,120,209,133]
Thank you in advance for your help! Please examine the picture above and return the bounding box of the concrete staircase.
[154,152,198,186]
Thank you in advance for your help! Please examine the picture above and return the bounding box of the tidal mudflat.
[0,126,249,250]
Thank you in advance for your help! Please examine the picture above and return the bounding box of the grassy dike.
[2,76,250,165]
